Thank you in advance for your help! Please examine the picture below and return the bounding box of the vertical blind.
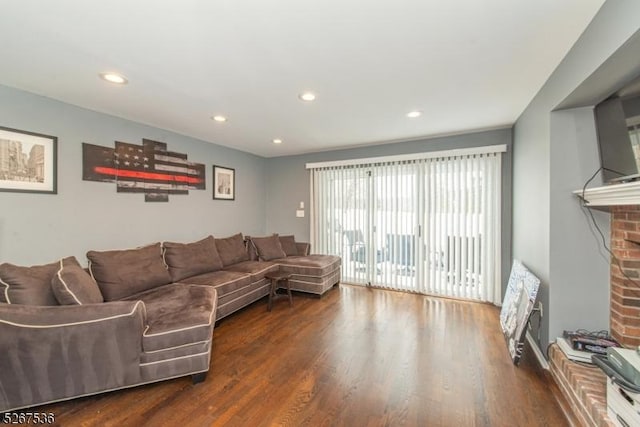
[308,146,504,304]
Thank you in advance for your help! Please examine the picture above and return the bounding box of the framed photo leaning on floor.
[499,260,541,365]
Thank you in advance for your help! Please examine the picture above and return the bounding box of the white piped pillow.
[51,257,104,305]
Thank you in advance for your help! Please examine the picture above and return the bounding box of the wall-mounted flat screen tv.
[595,75,640,183]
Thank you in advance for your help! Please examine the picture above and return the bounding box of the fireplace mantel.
[573,180,640,207]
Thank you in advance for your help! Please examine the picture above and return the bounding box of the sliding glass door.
[309,147,503,303]
[372,162,421,291]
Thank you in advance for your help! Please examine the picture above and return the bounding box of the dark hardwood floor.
[38,284,567,426]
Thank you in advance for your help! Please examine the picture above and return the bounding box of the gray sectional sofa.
[0,233,340,412]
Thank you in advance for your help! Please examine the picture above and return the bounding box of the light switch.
[299,201,304,209]
[296,210,305,218]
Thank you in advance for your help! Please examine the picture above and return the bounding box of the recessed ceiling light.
[299,92,316,102]
[212,115,227,122]
[99,72,128,85]
[407,111,422,118]
[272,139,283,144]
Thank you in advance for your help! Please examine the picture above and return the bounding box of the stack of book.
[562,330,621,355]
[556,337,593,363]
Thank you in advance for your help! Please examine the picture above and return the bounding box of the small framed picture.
[213,165,235,200]
[0,126,57,194]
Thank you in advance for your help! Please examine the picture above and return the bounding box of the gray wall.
[0,84,267,266]
[549,107,610,341]
[513,0,640,351]
[265,127,514,291]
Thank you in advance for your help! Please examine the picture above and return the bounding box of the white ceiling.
[0,0,605,158]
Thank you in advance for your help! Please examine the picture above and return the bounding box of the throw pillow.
[87,242,172,301]
[250,234,287,261]
[51,257,104,305]
[0,257,76,306]
[163,236,224,281]
[214,233,250,267]
[279,235,298,257]
[246,236,259,261]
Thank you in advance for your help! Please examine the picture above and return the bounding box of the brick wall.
[610,205,640,347]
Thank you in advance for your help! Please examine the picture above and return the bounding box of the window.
[308,145,505,303]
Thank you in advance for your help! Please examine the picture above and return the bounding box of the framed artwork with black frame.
[0,126,57,194]
[213,165,235,200]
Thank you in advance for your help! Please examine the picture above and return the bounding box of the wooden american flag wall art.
[82,138,206,202]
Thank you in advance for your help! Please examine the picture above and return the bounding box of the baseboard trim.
[527,331,549,370]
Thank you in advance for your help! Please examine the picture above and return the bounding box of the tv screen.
[595,76,640,183]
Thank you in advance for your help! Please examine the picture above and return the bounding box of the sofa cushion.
[295,242,311,256]
[275,254,342,277]
[87,243,172,301]
[123,284,217,352]
[214,233,249,267]
[250,235,287,261]
[174,270,253,297]
[140,340,211,365]
[51,257,104,305]
[0,257,76,306]
[247,237,259,261]
[279,235,298,257]
[162,236,224,282]
[224,260,279,282]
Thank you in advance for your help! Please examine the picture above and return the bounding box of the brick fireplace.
[549,185,640,426]
[610,205,640,348]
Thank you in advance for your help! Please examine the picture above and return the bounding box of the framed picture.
[213,165,235,200]
[0,126,57,194]
[499,260,541,365]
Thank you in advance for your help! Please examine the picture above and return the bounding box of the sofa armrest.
[0,301,146,411]
[296,242,311,256]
